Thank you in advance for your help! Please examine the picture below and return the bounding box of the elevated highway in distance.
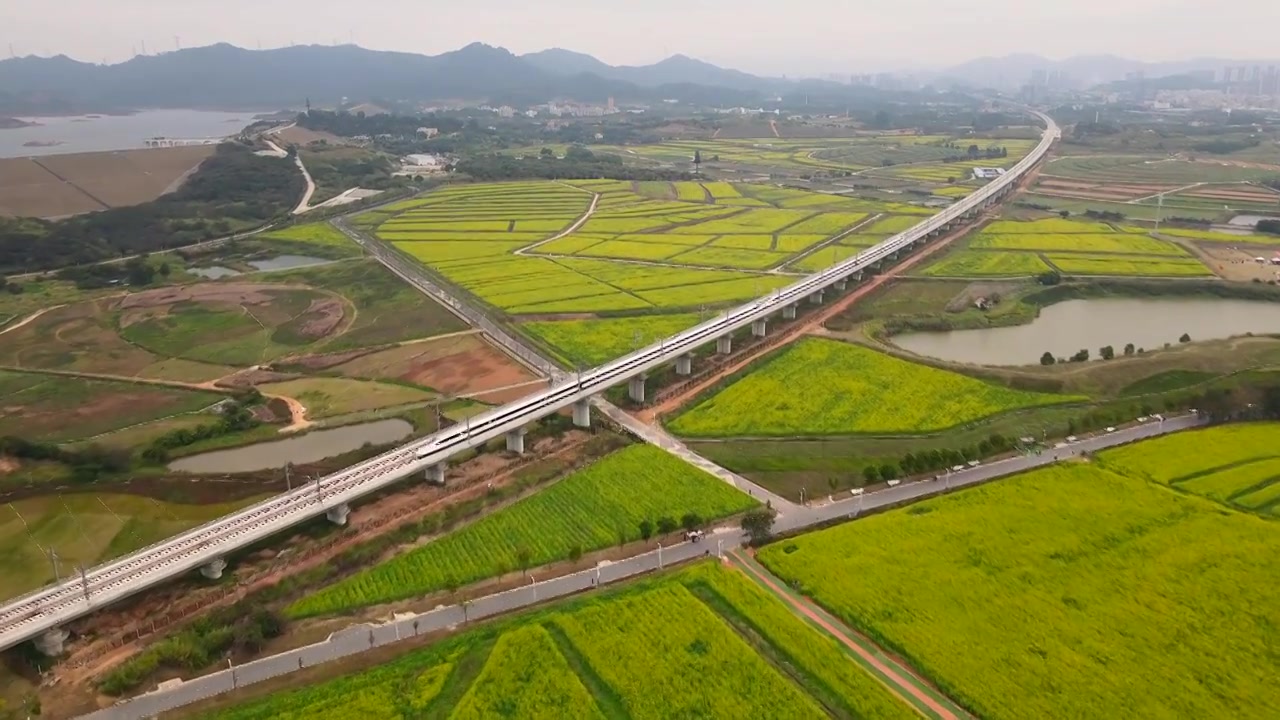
[0,109,1059,655]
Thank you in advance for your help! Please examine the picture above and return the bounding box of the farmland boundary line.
[727,550,970,720]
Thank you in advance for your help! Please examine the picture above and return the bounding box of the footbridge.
[0,110,1058,654]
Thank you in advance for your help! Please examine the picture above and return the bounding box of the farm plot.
[1155,228,1280,244]
[1044,253,1212,277]
[450,625,605,720]
[0,492,266,602]
[201,560,917,720]
[919,250,1051,277]
[758,460,1280,720]
[0,370,222,442]
[668,338,1081,437]
[286,445,757,617]
[671,246,790,270]
[551,583,827,719]
[1046,155,1278,184]
[971,232,1188,256]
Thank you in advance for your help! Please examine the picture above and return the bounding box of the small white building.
[972,167,1006,180]
[416,127,439,138]
[403,154,446,169]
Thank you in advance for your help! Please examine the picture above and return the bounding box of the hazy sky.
[6,0,1277,74]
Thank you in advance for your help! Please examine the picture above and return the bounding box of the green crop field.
[1097,423,1280,514]
[200,561,916,720]
[1045,155,1278,184]
[759,457,1279,720]
[1044,253,1212,277]
[286,445,757,617]
[257,378,434,418]
[449,625,605,720]
[0,370,222,443]
[255,222,362,257]
[0,493,266,601]
[971,232,1188,256]
[919,250,1051,277]
[668,338,1081,437]
[551,583,826,718]
[522,313,704,366]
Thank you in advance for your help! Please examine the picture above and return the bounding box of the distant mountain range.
[0,43,774,115]
[1,41,1273,115]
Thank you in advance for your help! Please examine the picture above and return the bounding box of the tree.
[740,507,777,545]
[827,476,839,493]
[693,149,702,172]
[568,544,583,563]
[539,147,555,158]
[862,465,880,484]
[1059,210,1070,219]
[1179,333,1192,343]
[656,516,678,536]
[1070,348,1090,362]
[879,463,899,481]
[1040,351,1056,366]
[1037,271,1062,286]
[638,519,654,541]
[1124,343,1136,356]
[1099,345,1115,360]
[516,547,532,577]
[680,513,702,532]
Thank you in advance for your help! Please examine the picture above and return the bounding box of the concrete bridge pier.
[627,375,647,404]
[572,399,591,428]
[425,462,447,486]
[751,319,768,338]
[505,427,527,454]
[810,290,824,305]
[34,627,69,656]
[782,304,797,320]
[854,271,863,281]
[834,277,847,291]
[200,558,227,580]
[716,336,733,355]
[325,503,351,526]
[675,354,693,376]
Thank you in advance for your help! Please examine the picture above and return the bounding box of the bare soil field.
[1193,245,1280,282]
[330,332,541,398]
[1035,178,1173,201]
[0,146,214,218]
[1182,188,1280,202]
[273,126,345,146]
[0,156,105,216]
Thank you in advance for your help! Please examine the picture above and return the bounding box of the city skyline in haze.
[6,0,1278,76]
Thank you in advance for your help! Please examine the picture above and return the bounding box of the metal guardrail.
[0,109,1058,652]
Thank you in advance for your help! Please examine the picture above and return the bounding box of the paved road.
[77,413,1202,720]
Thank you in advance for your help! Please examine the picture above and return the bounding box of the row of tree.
[456,148,692,182]
[1041,335,1191,365]
[139,393,263,464]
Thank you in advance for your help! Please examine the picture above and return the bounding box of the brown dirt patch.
[115,282,286,311]
[0,456,18,474]
[295,297,344,339]
[214,368,300,388]
[280,348,379,371]
[273,126,345,147]
[1191,245,1280,283]
[333,334,539,397]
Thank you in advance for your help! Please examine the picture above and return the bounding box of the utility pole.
[284,463,293,491]
[49,548,61,582]
[78,565,90,602]
[174,36,180,52]
[314,474,322,504]
[1154,193,1165,232]
[140,39,147,56]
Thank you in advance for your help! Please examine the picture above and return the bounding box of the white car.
[966,460,980,468]
[1106,426,1117,433]
[1137,416,1150,423]
[1065,435,1078,442]
[951,465,965,472]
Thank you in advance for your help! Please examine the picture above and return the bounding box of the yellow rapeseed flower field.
[668,338,1082,437]
[759,461,1279,720]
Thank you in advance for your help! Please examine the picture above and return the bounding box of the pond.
[188,266,242,279]
[248,255,331,272]
[890,297,1280,366]
[168,419,414,474]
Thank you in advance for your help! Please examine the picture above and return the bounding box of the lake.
[891,297,1280,366]
[168,419,414,474]
[248,255,330,272]
[0,109,264,158]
